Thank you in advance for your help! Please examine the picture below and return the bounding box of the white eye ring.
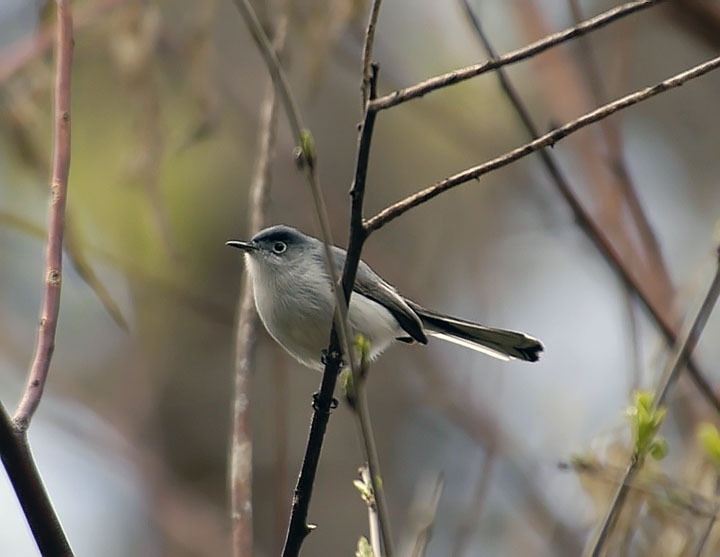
[272,241,287,254]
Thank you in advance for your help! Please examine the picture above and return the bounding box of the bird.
[227,225,543,370]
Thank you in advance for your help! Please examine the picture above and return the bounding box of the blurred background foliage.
[1,0,720,555]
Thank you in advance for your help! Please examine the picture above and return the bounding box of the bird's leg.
[312,391,339,412]
[320,348,343,367]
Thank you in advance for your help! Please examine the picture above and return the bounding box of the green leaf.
[354,334,371,363]
[295,129,317,169]
[356,536,374,557]
[698,422,720,466]
[341,369,355,399]
[353,477,373,505]
[626,390,667,460]
[649,438,669,460]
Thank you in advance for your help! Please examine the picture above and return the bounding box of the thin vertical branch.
[355,387,393,555]
[231,0,356,400]
[588,249,720,556]
[281,29,383,557]
[230,5,289,555]
[14,0,74,430]
[346,343,394,555]
[0,2,74,555]
[361,0,383,107]
[230,1,378,554]
[358,465,382,557]
[566,0,673,299]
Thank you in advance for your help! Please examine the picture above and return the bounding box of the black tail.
[409,304,543,362]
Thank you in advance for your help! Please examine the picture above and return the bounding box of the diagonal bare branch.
[369,0,664,113]
[365,54,720,233]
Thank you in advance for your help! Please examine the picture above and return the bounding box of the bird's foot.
[320,349,344,368]
[312,392,339,412]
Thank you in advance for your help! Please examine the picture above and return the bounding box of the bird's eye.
[272,241,287,254]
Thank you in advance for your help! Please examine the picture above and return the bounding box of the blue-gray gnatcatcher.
[227,225,543,369]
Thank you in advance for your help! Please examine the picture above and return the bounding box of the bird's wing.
[327,246,427,344]
[353,259,427,344]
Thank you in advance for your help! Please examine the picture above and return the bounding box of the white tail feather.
[428,331,511,361]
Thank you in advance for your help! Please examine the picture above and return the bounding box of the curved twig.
[14,0,74,431]
[0,2,75,554]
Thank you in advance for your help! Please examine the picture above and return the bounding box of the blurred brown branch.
[407,473,444,557]
[230,3,288,555]
[0,0,126,83]
[559,459,716,518]
[458,0,720,411]
[0,209,231,327]
[566,0,670,285]
[665,0,720,48]
[420,366,583,555]
[0,1,75,555]
[369,0,664,113]
[0,88,129,329]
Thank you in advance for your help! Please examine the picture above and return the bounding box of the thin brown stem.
[369,0,664,113]
[231,0,356,386]
[14,0,74,430]
[230,1,371,554]
[567,0,672,297]
[365,54,720,232]
[589,249,720,556]
[0,3,74,554]
[348,362,394,556]
[230,6,289,555]
[359,466,382,557]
